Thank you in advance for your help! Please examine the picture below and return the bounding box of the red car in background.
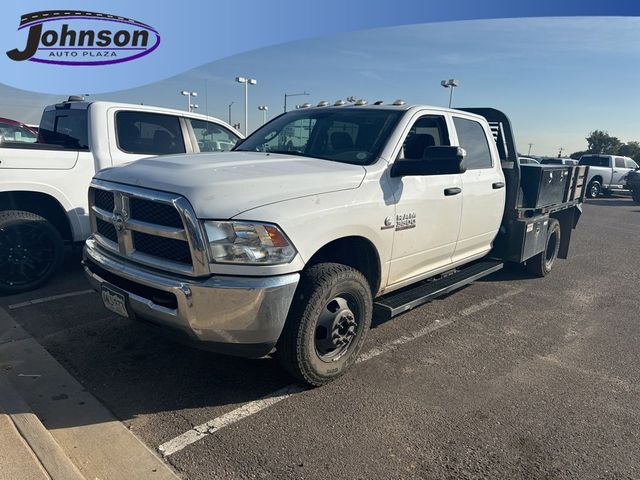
[0,117,38,143]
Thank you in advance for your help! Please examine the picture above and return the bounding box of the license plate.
[101,284,129,318]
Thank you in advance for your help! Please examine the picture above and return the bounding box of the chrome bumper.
[83,237,300,357]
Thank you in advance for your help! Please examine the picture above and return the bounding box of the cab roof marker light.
[334,99,347,106]
[317,101,330,107]
[373,100,384,105]
[355,99,368,106]
[392,99,406,106]
[298,103,312,109]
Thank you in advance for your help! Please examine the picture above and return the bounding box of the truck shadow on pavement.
[36,316,294,430]
[6,259,534,432]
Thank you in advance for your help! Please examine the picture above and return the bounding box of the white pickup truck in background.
[578,154,639,197]
[82,102,587,386]
[0,97,242,294]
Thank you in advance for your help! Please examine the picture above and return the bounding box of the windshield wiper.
[264,149,307,157]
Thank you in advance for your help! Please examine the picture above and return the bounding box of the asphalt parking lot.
[1,196,639,480]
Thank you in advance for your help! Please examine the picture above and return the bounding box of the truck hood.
[95,151,366,219]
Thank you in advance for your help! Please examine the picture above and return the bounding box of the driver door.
[386,112,463,287]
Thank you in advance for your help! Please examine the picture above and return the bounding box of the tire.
[277,262,373,386]
[0,210,64,295]
[526,219,561,278]
[586,180,601,198]
[632,188,640,204]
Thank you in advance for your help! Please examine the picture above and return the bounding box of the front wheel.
[277,263,373,386]
[526,218,561,277]
[632,188,640,204]
[0,210,64,295]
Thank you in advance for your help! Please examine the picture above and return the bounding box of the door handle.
[492,182,505,189]
[444,187,462,196]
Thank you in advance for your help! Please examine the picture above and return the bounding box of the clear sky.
[1,16,639,156]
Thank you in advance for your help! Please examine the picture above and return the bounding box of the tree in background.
[618,141,640,160]
[586,130,621,154]
[570,131,640,162]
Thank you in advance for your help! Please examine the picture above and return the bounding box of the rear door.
[386,111,463,286]
[450,114,505,263]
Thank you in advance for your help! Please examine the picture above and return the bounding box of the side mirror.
[391,146,466,177]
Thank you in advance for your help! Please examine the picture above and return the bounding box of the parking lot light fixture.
[181,90,198,112]
[236,76,257,135]
[258,105,269,124]
[284,91,309,113]
[440,79,459,108]
[228,101,234,125]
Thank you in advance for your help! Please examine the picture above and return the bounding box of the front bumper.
[83,237,300,357]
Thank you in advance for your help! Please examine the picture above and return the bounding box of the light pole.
[528,143,534,156]
[190,104,198,112]
[181,90,198,112]
[440,79,459,108]
[235,76,257,135]
[558,147,564,158]
[284,91,309,113]
[228,101,234,125]
[258,105,268,125]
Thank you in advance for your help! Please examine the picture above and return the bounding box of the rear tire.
[0,210,64,295]
[586,180,601,198]
[277,263,373,387]
[526,218,560,278]
[632,188,640,204]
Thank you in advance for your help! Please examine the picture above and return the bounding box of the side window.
[116,111,186,155]
[615,157,626,168]
[189,119,240,152]
[399,115,449,160]
[453,117,492,170]
[625,158,638,169]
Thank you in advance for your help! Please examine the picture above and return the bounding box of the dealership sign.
[5,10,160,66]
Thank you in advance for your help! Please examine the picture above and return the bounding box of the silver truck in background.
[579,154,639,198]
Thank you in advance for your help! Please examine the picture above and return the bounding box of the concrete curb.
[0,375,85,480]
[0,306,180,480]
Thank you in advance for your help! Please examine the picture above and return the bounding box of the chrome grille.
[132,231,192,264]
[94,189,114,212]
[88,181,209,276]
[96,218,118,243]
[129,197,183,228]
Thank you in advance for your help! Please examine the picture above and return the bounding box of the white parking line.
[8,289,95,310]
[158,288,523,456]
[158,384,305,456]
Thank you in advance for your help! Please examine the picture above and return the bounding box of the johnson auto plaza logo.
[6,10,160,66]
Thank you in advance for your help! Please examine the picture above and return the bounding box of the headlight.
[203,221,297,265]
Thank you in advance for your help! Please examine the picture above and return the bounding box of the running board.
[374,260,504,319]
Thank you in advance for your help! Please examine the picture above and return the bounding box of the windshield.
[235,108,402,165]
